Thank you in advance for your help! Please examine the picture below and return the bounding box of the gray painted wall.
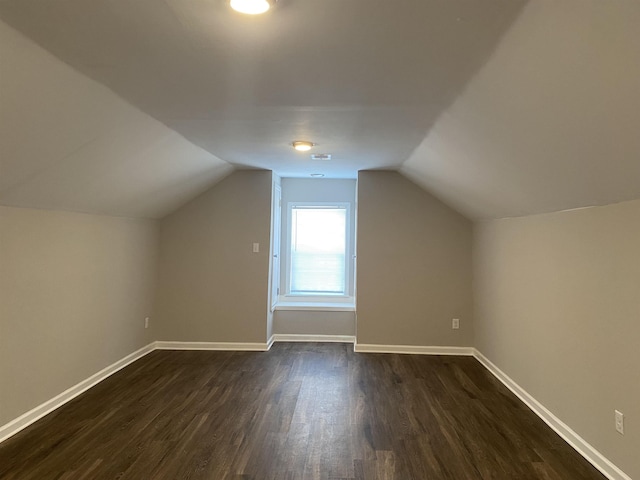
[356,171,473,347]
[154,170,272,343]
[473,199,640,479]
[0,206,158,425]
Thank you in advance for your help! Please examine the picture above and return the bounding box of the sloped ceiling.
[1,1,639,220]
[401,0,640,219]
[0,0,524,198]
[0,21,232,219]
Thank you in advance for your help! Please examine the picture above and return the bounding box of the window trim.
[284,202,352,298]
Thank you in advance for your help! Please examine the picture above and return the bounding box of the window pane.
[290,207,346,294]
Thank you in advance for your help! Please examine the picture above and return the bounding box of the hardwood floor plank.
[0,343,607,480]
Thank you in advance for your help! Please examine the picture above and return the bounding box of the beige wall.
[266,173,281,341]
[0,206,158,425]
[473,200,640,479]
[154,170,272,343]
[273,311,355,337]
[356,171,473,347]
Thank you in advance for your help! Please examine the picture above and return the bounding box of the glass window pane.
[290,207,346,294]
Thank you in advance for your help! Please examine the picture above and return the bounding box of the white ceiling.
[1,0,639,220]
[0,0,523,178]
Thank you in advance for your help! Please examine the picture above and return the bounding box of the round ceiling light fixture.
[310,173,325,178]
[229,0,275,15]
[292,141,315,152]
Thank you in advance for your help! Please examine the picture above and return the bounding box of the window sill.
[274,301,356,312]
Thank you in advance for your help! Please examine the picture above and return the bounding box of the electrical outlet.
[253,242,260,253]
[452,318,460,329]
[615,410,624,435]
[144,317,150,329]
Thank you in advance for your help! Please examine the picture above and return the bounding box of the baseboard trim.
[0,342,155,444]
[272,334,356,343]
[354,343,474,356]
[1,341,630,480]
[154,340,272,351]
[473,349,631,480]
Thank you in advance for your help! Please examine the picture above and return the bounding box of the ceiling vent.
[311,154,332,161]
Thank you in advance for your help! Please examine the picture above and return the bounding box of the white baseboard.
[0,340,271,444]
[154,340,271,351]
[271,334,356,343]
[0,342,155,444]
[1,340,630,480]
[473,349,631,480]
[354,343,474,356]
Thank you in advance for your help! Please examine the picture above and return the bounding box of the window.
[289,205,348,295]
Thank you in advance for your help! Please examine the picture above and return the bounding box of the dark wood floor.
[0,343,606,480]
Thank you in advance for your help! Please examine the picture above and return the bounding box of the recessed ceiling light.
[230,0,275,15]
[292,141,315,152]
[310,173,325,178]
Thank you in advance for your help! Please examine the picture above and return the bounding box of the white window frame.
[284,202,352,299]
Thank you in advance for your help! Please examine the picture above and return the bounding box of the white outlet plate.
[452,318,460,329]
[253,243,260,253]
[144,317,149,329]
[615,410,624,435]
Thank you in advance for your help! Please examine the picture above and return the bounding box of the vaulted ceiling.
[402,1,640,219]
[1,0,639,219]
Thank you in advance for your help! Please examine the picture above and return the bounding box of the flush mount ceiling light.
[230,0,275,15]
[310,173,325,178]
[292,141,315,152]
